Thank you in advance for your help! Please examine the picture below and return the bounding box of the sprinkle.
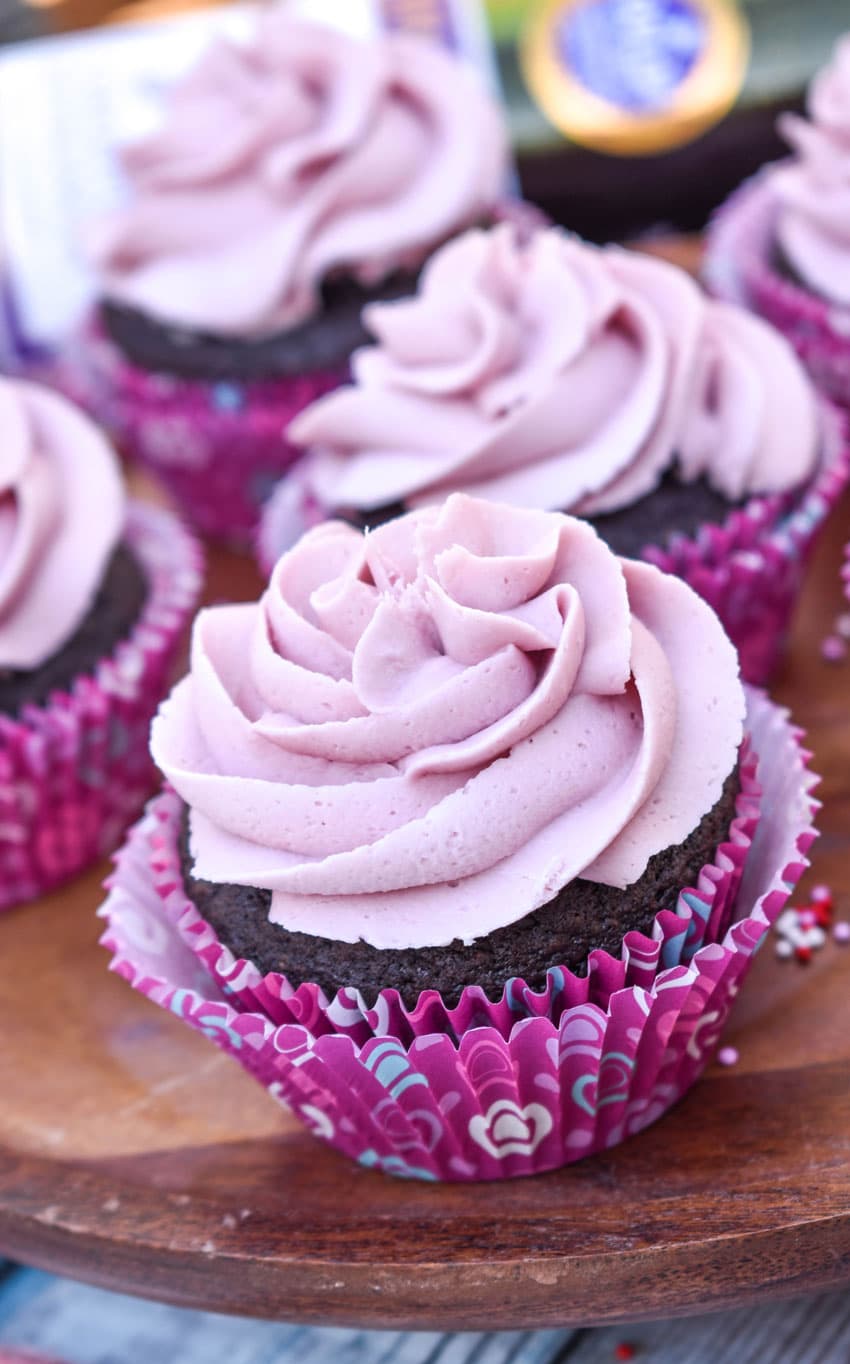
[614,1346,638,1361]
[836,612,850,640]
[834,922,850,944]
[811,884,833,905]
[795,945,813,964]
[815,904,833,929]
[776,939,794,959]
[717,1046,739,1067]
[821,635,846,662]
[798,908,817,928]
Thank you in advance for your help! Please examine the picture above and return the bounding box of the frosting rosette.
[152,494,745,950]
[0,377,124,671]
[88,15,508,337]
[290,226,819,517]
[772,35,850,305]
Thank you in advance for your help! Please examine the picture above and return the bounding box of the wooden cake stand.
[1,261,849,1331]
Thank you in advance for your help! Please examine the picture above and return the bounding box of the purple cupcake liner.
[257,403,848,684]
[99,688,817,1180]
[52,314,344,548]
[704,168,850,409]
[0,502,202,912]
[110,741,760,1048]
[644,399,848,683]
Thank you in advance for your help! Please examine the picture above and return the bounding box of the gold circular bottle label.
[520,0,750,156]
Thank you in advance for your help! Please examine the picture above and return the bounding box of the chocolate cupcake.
[0,376,201,910]
[263,224,848,682]
[55,12,515,545]
[151,492,748,994]
[705,35,850,408]
[102,493,820,1180]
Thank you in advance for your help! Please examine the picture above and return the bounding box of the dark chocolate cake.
[99,269,422,382]
[0,544,148,716]
[177,767,740,1009]
[340,469,748,559]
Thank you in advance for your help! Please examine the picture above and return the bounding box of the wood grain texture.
[0,339,849,1332]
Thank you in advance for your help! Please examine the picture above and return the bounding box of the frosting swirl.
[0,378,124,671]
[89,15,508,337]
[772,35,850,305]
[290,226,819,517]
[152,494,744,950]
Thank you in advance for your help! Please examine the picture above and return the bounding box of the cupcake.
[0,376,201,911]
[100,494,818,1180]
[261,224,848,683]
[56,12,514,546]
[704,35,850,407]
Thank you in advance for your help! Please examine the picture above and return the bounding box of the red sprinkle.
[815,904,834,929]
[795,945,813,964]
[614,1347,638,1361]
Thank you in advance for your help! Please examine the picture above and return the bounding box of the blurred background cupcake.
[0,375,201,911]
[260,223,848,683]
[102,493,818,1180]
[55,8,517,546]
[705,33,850,408]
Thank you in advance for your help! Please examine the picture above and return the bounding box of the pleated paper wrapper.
[0,502,202,911]
[100,688,817,1180]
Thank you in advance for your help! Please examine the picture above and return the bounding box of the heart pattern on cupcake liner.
[0,501,202,912]
[100,689,817,1180]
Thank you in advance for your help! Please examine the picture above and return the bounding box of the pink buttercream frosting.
[151,494,744,950]
[289,226,819,516]
[772,35,850,306]
[0,378,124,672]
[88,15,508,338]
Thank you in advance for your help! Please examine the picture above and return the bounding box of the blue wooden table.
[2,1267,850,1363]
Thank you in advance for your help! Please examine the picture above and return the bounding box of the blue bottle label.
[521,0,750,155]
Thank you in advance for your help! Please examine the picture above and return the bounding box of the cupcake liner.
[643,398,849,683]
[258,405,849,684]
[52,314,344,548]
[99,688,817,1180]
[105,738,760,1050]
[704,168,850,409]
[0,502,202,911]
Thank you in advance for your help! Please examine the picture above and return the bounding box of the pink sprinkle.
[798,908,816,928]
[717,1046,739,1067]
[834,922,850,944]
[836,612,850,640]
[811,884,833,904]
[821,635,846,662]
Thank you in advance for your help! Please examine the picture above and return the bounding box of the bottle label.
[521,0,750,156]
